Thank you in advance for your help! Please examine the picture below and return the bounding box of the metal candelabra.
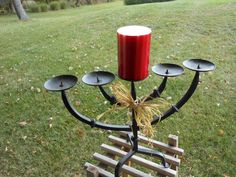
[44,59,215,177]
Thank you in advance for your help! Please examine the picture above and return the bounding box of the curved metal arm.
[61,90,131,131]
[151,72,200,125]
[115,150,136,177]
[138,148,168,168]
[98,86,117,105]
[144,77,168,102]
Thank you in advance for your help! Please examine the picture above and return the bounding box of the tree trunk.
[10,2,16,13]
[12,0,29,20]
[75,0,80,7]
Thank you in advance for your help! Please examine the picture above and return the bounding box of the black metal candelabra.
[44,59,215,177]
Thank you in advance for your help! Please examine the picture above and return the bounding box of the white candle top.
[117,25,151,36]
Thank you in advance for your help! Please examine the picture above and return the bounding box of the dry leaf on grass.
[19,121,27,127]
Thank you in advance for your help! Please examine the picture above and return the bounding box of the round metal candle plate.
[44,75,78,91]
[152,63,184,77]
[183,59,215,72]
[82,71,115,86]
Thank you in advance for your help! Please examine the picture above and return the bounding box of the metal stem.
[138,148,168,168]
[151,71,200,125]
[115,81,139,177]
[114,150,136,177]
[98,85,117,105]
[61,90,131,131]
[145,77,168,102]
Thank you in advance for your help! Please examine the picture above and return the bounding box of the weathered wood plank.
[167,135,179,175]
[84,163,114,177]
[93,153,154,177]
[86,165,99,177]
[101,144,177,177]
[117,132,184,156]
[108,135,181,167]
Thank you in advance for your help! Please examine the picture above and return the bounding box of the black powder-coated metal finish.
[98,86,117,105]
[61,90,131,131]
[44,75,78,91]
[151,71,199,125]
[114,81,168,177]
[183,59,215,72]
[138,148,168,168]
[152,63,184,77]
[44,59,215,177]
[115,150,136,177]
[82,71,115,86]
[145,76,168,102]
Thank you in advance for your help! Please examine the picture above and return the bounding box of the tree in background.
[0,0,29,20]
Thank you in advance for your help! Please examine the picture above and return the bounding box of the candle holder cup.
[44,58,215,177]
[44,75,78,91]
[82,71,115,86]
[152,63,184,77]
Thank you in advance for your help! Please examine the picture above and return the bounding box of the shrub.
[124,0,138,5]
[50,1,60,10]
[60,1,67,9]
[40,3,48,12]
[29,4,40,12]
[152,0,173,2]
[22,0,36,10]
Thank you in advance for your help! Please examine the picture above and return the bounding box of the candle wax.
[117,25,151,81]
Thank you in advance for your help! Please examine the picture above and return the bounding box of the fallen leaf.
[167,96,172,100]
[36,88,41,93]
[73,174,81,177]
[19,121,27,127]
[75,101,81,107]
[218,129,224,136]
[77,128,85,138]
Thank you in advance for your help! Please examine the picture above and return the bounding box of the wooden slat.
[101,144,177,177]
[93,153,154,177]
[167,135,179,175]
[117,132,184,156]
[87,165,99,177]
[84,163,114,177]
[108,135,180,167]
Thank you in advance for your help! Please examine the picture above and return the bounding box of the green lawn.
[0,0,236,176]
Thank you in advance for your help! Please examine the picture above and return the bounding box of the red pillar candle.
[117,25,151,81]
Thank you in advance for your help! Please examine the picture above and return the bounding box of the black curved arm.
[151,72,200,125]
[61,90,131,131]
[98,86,117,105]
[144,77,168,102]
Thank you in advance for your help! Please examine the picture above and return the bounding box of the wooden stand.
[84,132,184,177]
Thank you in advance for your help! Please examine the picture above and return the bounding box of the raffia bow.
[97,82,169,137]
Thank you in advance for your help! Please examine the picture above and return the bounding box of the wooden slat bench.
[84,131,184,177]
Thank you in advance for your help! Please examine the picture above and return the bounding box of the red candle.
[117,25,151,81]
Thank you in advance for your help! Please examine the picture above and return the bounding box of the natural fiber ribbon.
[97,82,168,137]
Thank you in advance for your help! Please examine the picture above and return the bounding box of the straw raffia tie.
[97,82,168,137]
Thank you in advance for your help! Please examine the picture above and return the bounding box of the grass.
[0,0,235,176]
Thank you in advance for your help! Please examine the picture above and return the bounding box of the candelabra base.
[115,132,169,177]
[85,131,184,177]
